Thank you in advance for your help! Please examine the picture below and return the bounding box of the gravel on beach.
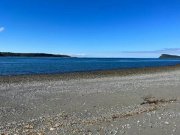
[0,65,180,134]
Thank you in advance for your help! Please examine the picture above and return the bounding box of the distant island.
[159,54,180,59]
[0,52,71,57]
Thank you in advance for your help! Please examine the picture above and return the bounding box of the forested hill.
[159,54,180,59]
[0,52,71,57]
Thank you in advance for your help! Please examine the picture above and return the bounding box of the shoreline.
[0,65,180,134]
[1,64,180,83]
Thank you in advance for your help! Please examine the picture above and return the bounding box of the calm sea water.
[0,57,180,76]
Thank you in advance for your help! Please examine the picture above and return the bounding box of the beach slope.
[0,66,180,134]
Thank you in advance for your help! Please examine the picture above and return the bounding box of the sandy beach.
[1,65,180,135]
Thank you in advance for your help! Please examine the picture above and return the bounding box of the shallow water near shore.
[1,57,180,76]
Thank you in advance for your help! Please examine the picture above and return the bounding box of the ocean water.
[0,57,180,76]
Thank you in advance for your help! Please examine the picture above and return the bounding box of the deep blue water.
[0,57,180,76]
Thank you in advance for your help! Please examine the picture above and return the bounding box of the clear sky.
[0,0,180,57]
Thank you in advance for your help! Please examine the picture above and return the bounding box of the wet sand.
[0,65,180,134]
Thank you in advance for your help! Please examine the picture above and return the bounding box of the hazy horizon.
[0,51,179,58]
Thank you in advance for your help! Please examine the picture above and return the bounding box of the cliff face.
[0,52,71,57]
[159,54,180,59]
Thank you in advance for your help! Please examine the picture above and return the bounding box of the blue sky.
[0,0,180,57]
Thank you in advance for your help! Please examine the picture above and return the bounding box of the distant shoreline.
[159,54,180,59]
[0,52,71,58]
[1,64,180,83]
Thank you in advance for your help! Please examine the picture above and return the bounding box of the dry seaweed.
[141,96,177,105]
